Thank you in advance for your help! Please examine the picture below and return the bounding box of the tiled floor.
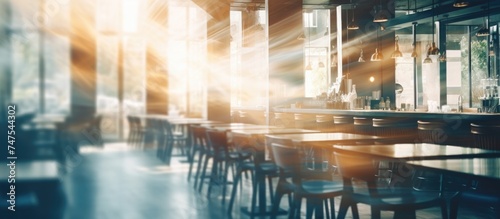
[6,142,497,219]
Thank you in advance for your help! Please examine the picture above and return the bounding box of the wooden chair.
[270,143,350,219]
[334,151,448,219]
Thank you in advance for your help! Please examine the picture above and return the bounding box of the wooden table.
[265,132,399,147]
[332,143,500,161]
[407,158,500,181]
[332,143,500,219]
[229,128,320,216]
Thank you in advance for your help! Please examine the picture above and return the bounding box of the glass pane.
[394,34,415,108]
[96,0,121,32]
[446,26,468,109]
[44,33,70,114]
[470,29,489,108]
[96,35,119,114]
[10,0,40,29]
[304,9,330,98]
[123,36,146,115]
[11,32,40,115]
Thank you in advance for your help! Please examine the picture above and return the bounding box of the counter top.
[272,108,500,120]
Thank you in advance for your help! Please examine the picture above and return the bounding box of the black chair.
[271,143,349,219]
[158,119,187,164]
[448,122,500,219]
[205,129,250,205]
[334,151,448,219]
[227,134,278,217]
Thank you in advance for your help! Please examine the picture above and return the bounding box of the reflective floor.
[6,142,495,219]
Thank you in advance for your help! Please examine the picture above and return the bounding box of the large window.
[304,9,331,98]
[10,0,70,115]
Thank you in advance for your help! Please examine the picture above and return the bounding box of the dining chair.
[448,122,500,219]
[270,143,349,219]
[158,119,187,164]
[334,151,448,219]
[205,129,251,205]
[227,134,278,218]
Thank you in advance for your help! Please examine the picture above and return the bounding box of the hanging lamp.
[428,0,439,56]
[347,1,359,30]
[453,0,469,8]
[391,35,403,58]
[476,0,490,37]
[305,24,312,71]
[373,0,388,23]
[371,29,383,61]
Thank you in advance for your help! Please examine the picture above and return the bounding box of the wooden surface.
[333,143,500,160]
[407,158,500,181]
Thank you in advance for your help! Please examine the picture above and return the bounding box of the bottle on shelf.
[385,96,391,110]
[379,97,385,110]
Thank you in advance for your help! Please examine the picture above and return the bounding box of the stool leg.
[228,166,243,214]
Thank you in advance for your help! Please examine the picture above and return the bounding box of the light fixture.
[411,43,418,58]
[428,0,439,56]
[305,26,312,71]
[318,60,325,68]
[391,35,403,58]
[439,52,447,62]
[347,1,359,30]
[489,40,496,56]
[423,54,433,63]
[358,49,366,62]
[453,0,469,8]
[371,29,383,61]
[476,0,490,37]
[423,44,433,64]
[373,0,388,23]
[305,62,313,71]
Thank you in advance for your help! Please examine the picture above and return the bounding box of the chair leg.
[207,159,218,198]
[337,196,350,219]
[221,160,231,205]
[449,192,461,219]
[306,198,313,219]
[198,155,210,193]
[370,207,381,219]
[440,198,448,219]
[268,175,275,203]
[271,182,285,219]
[228,166,242,214]
[194,153,205,189]
[329,198,336,219]
[187,148,198,181]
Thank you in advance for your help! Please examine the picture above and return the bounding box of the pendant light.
[305,25,312,71]
[318,60,325,68]
[453,0,469,8]
[411,22,418,58]
[371,28,383,61]
[391,35,403,58]
[439,52,447,62]
[428,0,439,56]
[476,0,490,37]
[358,49,366,62]
[373,0,388,23]
[347,1,359,30]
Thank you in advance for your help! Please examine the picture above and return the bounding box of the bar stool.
[273,112,294,128]
[353,117,373,135]
[315,114,335,132]
[372,117,417,141]
[294,113,317,129]
[417,120,471,146]
[333,115,354,133]
[470,122,500,150]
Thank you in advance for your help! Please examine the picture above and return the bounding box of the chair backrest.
[206,129,229,154]
[334,151,378,193]
[471,122,500,150]
[191,125,208,151]
[271,143,303,183]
